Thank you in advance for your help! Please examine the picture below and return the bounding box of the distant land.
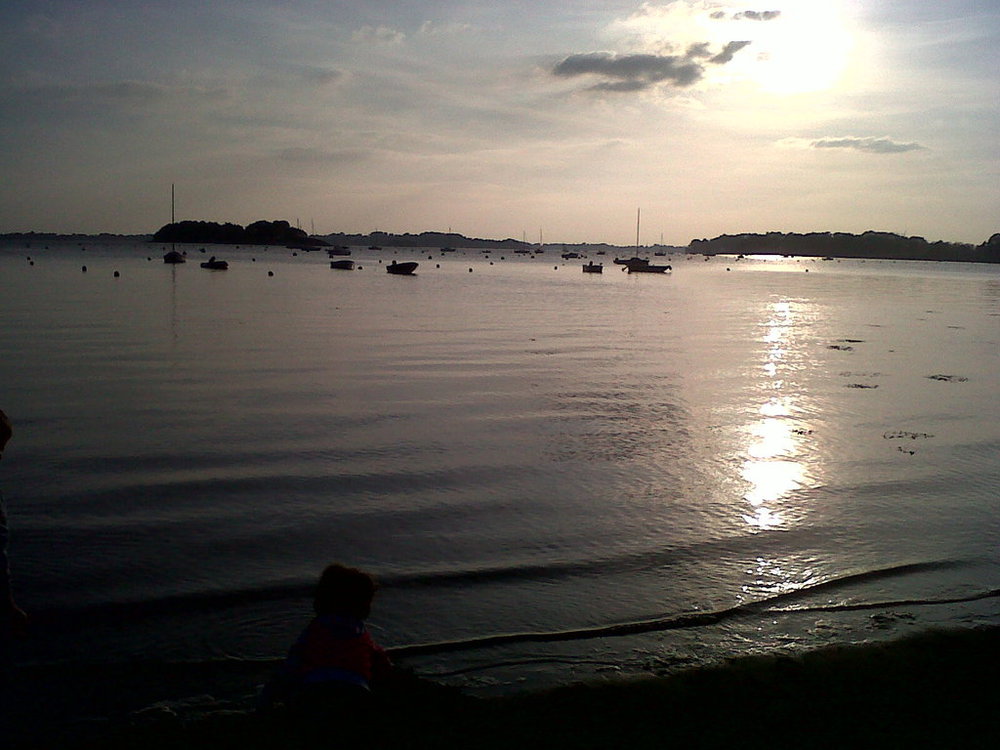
[152,219,324,247]
[691,231,1000,263]
[3,222,998,263]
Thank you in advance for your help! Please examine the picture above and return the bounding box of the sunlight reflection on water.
[741,300,808,532]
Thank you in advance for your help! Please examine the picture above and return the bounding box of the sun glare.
[615,2,856,96]
[734,4,855,94]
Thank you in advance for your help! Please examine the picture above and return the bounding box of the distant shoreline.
[3,227,998,263]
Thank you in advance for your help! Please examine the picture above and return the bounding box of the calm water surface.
[1,240,998,706]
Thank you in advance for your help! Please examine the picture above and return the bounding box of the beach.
[7,625,997,748]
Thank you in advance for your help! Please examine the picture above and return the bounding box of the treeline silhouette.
[152,220,325,246]
[323,230,531,250]
[690,231,1000,263]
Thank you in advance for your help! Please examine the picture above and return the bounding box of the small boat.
[330,259,355,270]
[328,247,351,256]
[561,251,580,259]
[614,256,648,266]
[163,250,185,264]
[628,262,671,273]
[582,261,603,273]
[386,261,418,275]
[368,245,382,251]
[200,256,228,270]
[623,209,670,274]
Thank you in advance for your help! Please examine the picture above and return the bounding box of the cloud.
[709,41,752,64]
[811,136,926,154]
[711,10,782,21]
[277,147,368,164]
[10,80,225,106]
[292,66,344,86]
[735,11,782,22]
[351,25,405,45]
[418,21,474,36]
[552,42,751,93]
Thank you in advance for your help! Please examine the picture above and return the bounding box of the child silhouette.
[259,564,392,713]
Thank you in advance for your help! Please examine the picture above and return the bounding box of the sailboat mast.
[170,184,176,254]
[636,208,640,252]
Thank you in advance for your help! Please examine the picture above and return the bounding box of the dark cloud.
[811,136,926,154]
[553,42,750,93]
[709,41,752,64]
[735,10,782,21]
[686,42,712,59]
[712,10,781,21]
[295,66,343,86]
[590,80,650,93]
[554,52,703,89]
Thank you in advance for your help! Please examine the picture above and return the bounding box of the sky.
[1,1,997,245]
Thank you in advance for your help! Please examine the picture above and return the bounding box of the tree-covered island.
[690,230,1000,263]
[152,220,328,247]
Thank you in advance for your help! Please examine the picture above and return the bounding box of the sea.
[1,238,998,730]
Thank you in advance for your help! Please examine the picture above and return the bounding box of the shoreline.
[12,624,997,749]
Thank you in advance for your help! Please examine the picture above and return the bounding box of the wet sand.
[12,625,996,749]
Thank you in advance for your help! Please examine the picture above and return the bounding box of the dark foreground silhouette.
[14,625,996,750]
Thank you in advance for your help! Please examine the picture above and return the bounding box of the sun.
[612,1,857,96]
[728,3,856,95]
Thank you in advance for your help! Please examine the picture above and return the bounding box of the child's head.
[314,564,377,619]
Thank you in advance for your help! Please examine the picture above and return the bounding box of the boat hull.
[386,261,418,275]
[627,264,670,273]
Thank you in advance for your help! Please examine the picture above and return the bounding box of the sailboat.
[163,184,185,264]
[626,208,671,274]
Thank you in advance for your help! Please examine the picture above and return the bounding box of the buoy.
[268,271,274,277]
[82,266,87,272]
[114,270,120,277]
[468,268,473,272]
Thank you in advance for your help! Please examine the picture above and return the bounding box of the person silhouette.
[258,564,393,716]
[0,409,27,640]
